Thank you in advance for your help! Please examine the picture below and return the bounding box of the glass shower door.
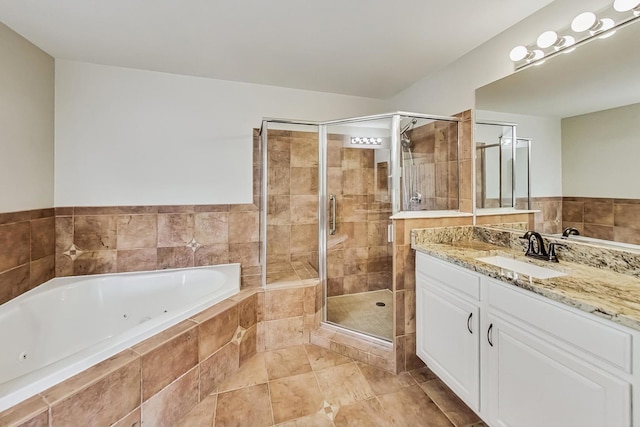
[321,118,394,341]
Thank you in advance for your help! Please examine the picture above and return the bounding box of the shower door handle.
[329,194,336,235]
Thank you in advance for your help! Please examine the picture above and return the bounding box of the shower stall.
[259,112,460,342]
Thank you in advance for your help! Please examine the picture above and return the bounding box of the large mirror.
[475,17,640,247]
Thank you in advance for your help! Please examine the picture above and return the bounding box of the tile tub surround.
[411,225,640,331]
[173,344,483,427]
[0,208,55,305]
[0,281,323,426]
[54,204,262,288]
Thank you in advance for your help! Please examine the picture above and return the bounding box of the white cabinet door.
[485,314,631,427]
[417,275,480,411]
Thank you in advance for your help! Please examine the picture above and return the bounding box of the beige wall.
[0,23,54,212]
[562,103,640,199]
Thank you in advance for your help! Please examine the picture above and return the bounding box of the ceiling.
[0,0,555,98]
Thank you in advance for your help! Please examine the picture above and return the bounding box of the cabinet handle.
[467,313,473,334]
[487,323,494,347]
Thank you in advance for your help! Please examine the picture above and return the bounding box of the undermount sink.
[476,256,568,279]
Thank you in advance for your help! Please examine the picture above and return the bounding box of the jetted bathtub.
[0,263,240,412]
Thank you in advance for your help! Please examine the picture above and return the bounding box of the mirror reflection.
[475,17,640,247]
[475,122,531,210]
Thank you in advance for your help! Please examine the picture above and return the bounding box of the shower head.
[400,118,418,134]
[400,118,417,148]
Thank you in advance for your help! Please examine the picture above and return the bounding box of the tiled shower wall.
[405,120,459,210]
[326,134,393,297]
[0,209,55,305]
[266,130,319,275]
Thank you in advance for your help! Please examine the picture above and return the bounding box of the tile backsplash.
[0,208,55,305]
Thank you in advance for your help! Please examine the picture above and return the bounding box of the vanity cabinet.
[416,251,636,427]
[416,254,480,410]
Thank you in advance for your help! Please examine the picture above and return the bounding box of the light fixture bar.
[510,1,640,71]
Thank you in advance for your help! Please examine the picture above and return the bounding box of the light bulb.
[571,11,597,32]
[537,31,558,48]
[558,35,576,51]
[509,45,529,62]
[595,18,615,37]
[529,50,544,62]
[613,0,640,12]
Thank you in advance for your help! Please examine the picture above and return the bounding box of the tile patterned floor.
[176,344,486,427]
[327,290,393,340]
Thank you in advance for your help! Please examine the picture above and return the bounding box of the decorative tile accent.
[233,325,247,345]
[319,400,339,421]
[185,237,201,253]
[62,243,83,261]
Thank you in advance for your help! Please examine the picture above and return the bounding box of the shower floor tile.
[327,290,393,341]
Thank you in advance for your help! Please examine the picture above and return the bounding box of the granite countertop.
[411,226,640,332]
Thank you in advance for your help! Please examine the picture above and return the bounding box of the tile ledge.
[476,208,539,216]
[390,211,473,220]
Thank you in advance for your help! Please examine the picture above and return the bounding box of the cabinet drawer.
[488,279,632,373]
[416,252,480,300]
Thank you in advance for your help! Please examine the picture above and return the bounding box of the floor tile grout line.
[265,377,275,427]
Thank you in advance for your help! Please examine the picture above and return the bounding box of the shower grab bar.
[329,194,336,235]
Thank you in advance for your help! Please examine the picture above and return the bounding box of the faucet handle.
[548,242,567,262]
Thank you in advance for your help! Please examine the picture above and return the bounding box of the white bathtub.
[0,264,240,412]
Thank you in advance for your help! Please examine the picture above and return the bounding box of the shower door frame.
[318,111,459,342]
[258,118,320,289]
[260,112,460,342]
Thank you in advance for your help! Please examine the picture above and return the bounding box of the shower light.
[350,137,382,146]
[613,0,640,12]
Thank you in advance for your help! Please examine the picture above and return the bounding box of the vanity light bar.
[351,137,383,145]
[509,0,640,70]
